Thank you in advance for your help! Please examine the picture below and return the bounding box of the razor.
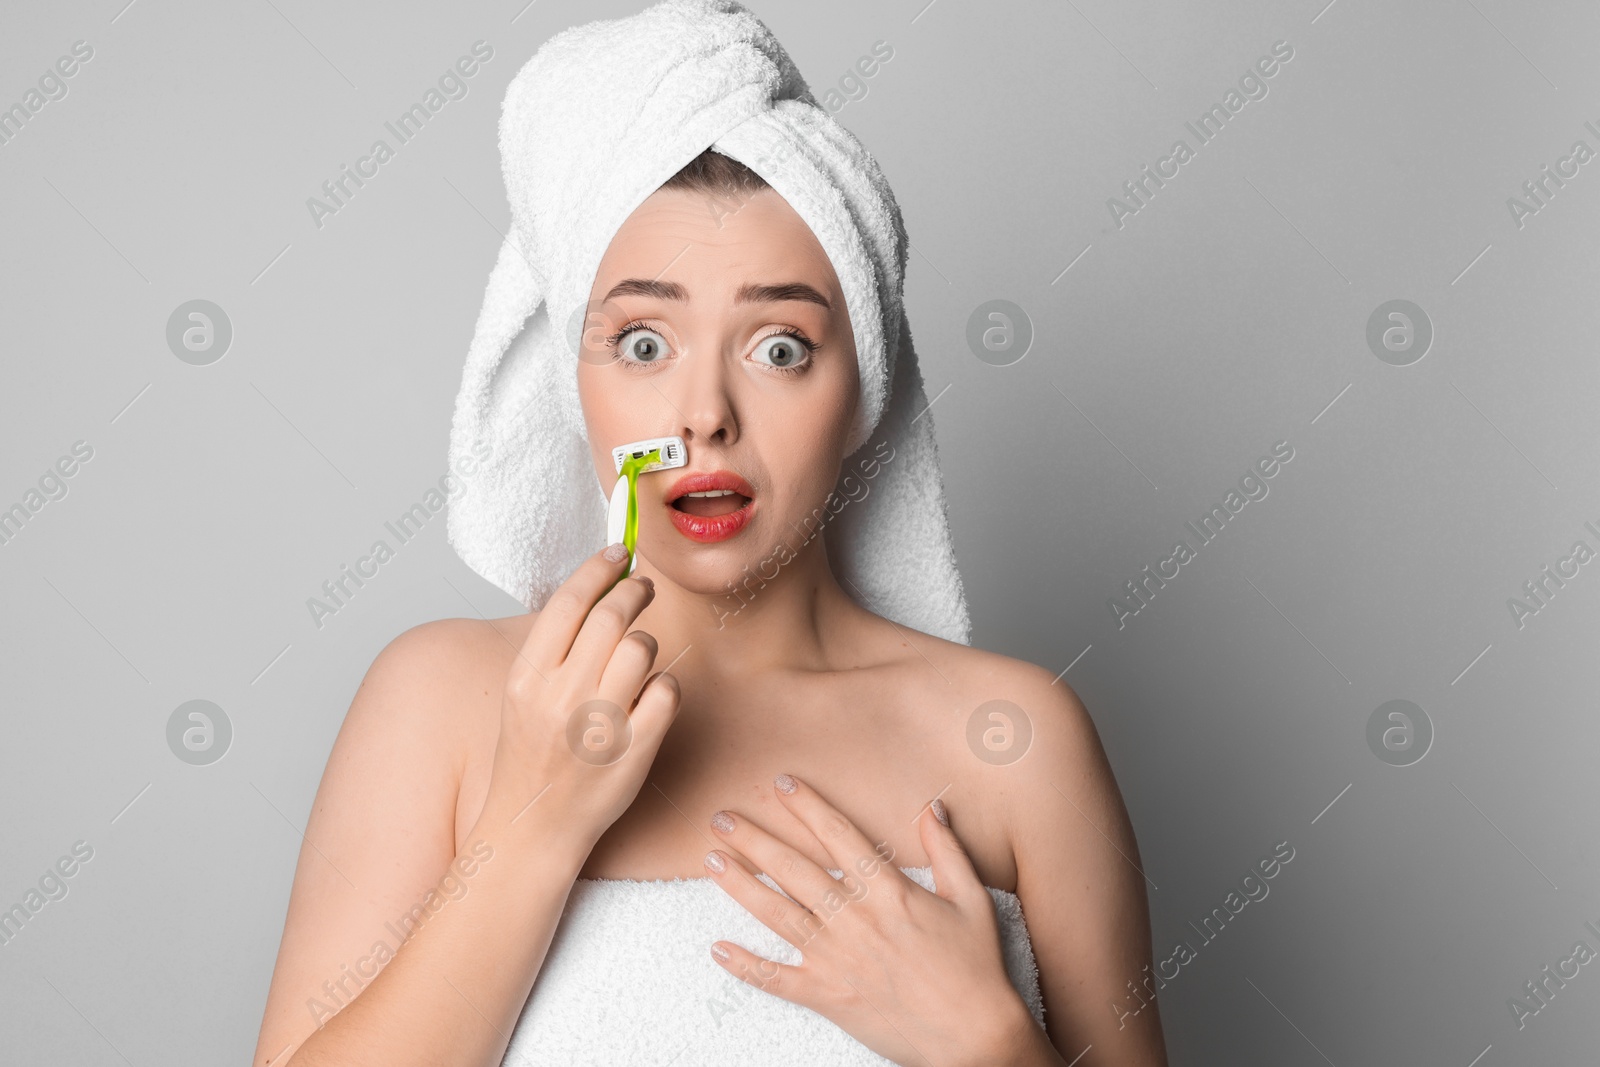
[606,435,687,579]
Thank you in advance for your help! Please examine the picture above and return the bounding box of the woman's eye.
[752,334,811,370]
[616,328,669,364]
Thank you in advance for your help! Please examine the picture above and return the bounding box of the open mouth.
[664,470,756,543]
[671,488,753,517]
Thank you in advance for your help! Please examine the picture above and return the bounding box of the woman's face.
[576,183,860,597]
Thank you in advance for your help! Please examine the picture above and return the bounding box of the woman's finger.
[520,543,635,671]
[562,571,655,680]
[917,797,987,905]
[702,844,825,950]
[769,774,904,898]
[708,808,873,920]
[626,669,680,736]
[614,670,680,767]
[596,628,658,708]
[707,939,816,1012]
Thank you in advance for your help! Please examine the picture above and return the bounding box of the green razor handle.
[616,447,661,574]
[603,435,687,591]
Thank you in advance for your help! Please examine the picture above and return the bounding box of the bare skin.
[252,185,1168,1067]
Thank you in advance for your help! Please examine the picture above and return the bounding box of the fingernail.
[711,811,735,834]
[711,942,730,962]
[634,573,654,591]
[603,542,629,563]
[704,850,726,873]
[774,774,797,795]
[931,798,949,827]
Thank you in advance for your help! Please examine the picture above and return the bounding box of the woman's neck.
[630,543,868,677]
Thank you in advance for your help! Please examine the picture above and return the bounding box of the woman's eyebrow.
[602,278,831,309]
[736,282,831,309]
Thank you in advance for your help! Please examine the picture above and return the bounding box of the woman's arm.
[253,546,680,1066]
[1005,668,1169,1066]
[250,619,590,1067]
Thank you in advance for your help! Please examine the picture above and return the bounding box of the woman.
[253,3,1167,1064]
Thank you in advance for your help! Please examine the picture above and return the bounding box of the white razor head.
[612,435,687,474]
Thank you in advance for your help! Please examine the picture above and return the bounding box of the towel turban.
[447,0,971,644]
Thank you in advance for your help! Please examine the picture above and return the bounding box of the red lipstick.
[664,470,756,544]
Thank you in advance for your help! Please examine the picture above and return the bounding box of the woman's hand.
[475,542,682,852]
[702,775,1044,1067]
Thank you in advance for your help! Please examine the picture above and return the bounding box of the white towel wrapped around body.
[501,866,1046,1065]
[447,0,973,644]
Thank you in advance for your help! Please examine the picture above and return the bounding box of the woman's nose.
[664,343,738,446]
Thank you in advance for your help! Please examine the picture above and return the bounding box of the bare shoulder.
[365,613,527,686]
[908,631,1106,780]
[352,614,531,779]
[878,626,1110,889]
[391,608,531,683]
[362,613,535,696]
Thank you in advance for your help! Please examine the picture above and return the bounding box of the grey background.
[2,0,1596,1063]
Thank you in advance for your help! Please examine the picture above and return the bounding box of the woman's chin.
[640,522,802,598]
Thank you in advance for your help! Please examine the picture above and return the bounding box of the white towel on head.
[447,0,971,644]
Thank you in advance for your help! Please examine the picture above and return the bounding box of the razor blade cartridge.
[611,435,687,475]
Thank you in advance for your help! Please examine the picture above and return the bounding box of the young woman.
[253,8,1167,1067]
